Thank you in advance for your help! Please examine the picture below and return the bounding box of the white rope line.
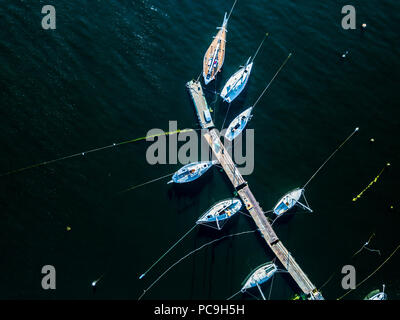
[303,127,359,189]
[138,229,259,300]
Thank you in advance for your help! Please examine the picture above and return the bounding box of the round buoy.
[362,23,367,29]
[66,226,71,231]
[370,138,375,143]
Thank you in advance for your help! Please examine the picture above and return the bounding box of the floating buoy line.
[120,172,176,193]
[0,129,197,177]
[3,0,394,301]
[352,233,381,257]
[352,162,391,202]
[337,242,400,300]
[318,233,385,293]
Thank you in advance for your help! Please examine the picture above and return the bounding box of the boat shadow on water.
[167,169,215,199]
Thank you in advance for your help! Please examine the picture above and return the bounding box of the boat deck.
[204,127,324,299]
[203,27,226,82]
[186,80,214,129]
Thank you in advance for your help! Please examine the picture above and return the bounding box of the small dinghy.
[241,262,278,299]
[364,285,387,300]
[220,58,253,103]
[273,188,312,216]
[224,107,253,141]
[220,33,268,103]
[196,198,242,230]
[203,1,237,85]
[168,160,217,184]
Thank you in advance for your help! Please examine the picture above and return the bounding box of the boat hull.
[196,198,242,224]
[273,188,303,216]
[170,161,217,184]
[220,61,253,103]
[224,107,253,141]
[241,262,278,291]
[364,289,387,300]
[203,14,227,85]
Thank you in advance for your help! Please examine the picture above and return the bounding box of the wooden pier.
[188,81,324,299]
[186,80,214,129]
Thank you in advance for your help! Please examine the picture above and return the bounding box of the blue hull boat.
[224,107,253,141]
[196,198,242,230]
[241,262,278,291]
[220,58,253,103]
[273,188,312,216]
[168,160,217,184]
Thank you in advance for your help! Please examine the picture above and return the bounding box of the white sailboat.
[273,188,312,216]
[364,284,387,300]
[220,33,269,103]
[271,128,359,218]
[220,57,253,103]
[240,262,278,300]
[224,107,253,141]
[223,53,292,141]
[196,198,242,230]
[168,160,218,184]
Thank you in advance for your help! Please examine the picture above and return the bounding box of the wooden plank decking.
[186,80,214,129]
[204,127,324,299]
[186,76,323,299]
[203,24,226,83]
[203,129,246,188]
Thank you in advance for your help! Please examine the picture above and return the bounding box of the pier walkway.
[186,80,214,129]
[188,80,323,299]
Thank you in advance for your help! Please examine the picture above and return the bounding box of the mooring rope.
[196,71,202,82]
[226,0,238,22]
[337,242,400,300]
[120,172,175,193]
[246,290,260,300]
[138,229,258,300]
[270,215,282,227]
[0,129,197,177]
[352,233,381,257]
[318,272,336,291]
[267,273,275,300]
[138,225,198,281]
[227,289,242,300]
[352,163,390,202]
[302,127,359,189]
[252,53,292,109]
[220,102,232,131]
[319,234,391,292]
[239,210,252,219]
[251,33,269,63]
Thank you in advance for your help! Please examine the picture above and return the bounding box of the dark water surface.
[0,0,399,299]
